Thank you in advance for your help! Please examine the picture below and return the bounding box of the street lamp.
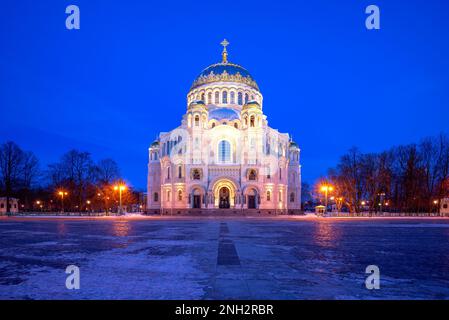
[114,184,127,215]
[36,200,43,212]
[378,192,386,215]
[58,191,68,213]
[433,200,439,215]
[336,197,344,214]
[320,185,334,214]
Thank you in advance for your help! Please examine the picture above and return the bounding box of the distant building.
[0,197,19,214]
[315,205,326,215]
[441,198,449,216]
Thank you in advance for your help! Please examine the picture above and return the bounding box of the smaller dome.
[289,141,299,149]
[189,100,205,106]
[242,100,261,111]
[188,100,206,110]
[150,140,160,148]
[209,107,240,121]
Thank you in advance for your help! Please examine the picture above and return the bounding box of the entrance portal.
[247,188,258,209]
[219,187,230,209]
[213,179,236,208]
[193,195,201,209]
[248,196,256,209]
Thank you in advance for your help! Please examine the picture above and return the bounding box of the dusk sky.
[1,0,448,190]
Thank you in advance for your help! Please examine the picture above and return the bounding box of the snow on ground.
[1,217,449,299]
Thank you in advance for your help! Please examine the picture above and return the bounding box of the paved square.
[1,217,449,299]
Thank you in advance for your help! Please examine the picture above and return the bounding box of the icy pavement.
[1,217,449,300]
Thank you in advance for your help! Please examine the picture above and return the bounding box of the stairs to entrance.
[161,208,285,216]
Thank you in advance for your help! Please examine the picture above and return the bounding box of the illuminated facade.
[147,40,301,214]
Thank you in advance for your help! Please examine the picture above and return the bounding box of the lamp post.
[58,191,68,213]
[114,184,126,215]
[320,185,333,215]
[378,192,386,215]
[433,200,439,216]
[36,200,43,213]
[336,197,344,215]
[86,200,91,214]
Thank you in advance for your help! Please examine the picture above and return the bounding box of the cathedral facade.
[147,40,301,214]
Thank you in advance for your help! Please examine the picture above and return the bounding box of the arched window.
[192,169,201,180]
[211,122,216,128]
[238,92,243,105]
[195,115,200,127]
[218,140,231,164]
[167,190,171,201]
[279,168,282,180]
[178,165,182,178]
[250,115,255,127]
[245,93,249,103]
[178,190,183,201]
[290,193,295,202]
[248,169,257,181]
[201,93,205,102]
[266,166,271,179]
[153,192,159,202]
[234,123,238,129]
[215,91,219,104]
[244,116,248,126]
[230,92,235,104]
[222,91,228,104]
[167,167,170,179]
[207,92,212,104]
[266,191,271,201]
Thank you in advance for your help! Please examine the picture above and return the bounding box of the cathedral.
[147,40,301,214]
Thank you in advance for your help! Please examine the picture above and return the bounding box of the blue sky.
[1,0,448,190]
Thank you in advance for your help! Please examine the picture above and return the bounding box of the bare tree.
[326,133,449,215]
[95,158,120,185]
[419,137,442,213]
[47,150,96,212]
[18,151,40,209]
[435,133,449,214]
[0,142,24,213]
[0,142,39,213]
[334,148,363,214]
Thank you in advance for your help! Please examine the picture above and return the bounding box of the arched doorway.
[212,178,237,209]
[192,188,202,209]
[246,187,258,209]
[219,187,230,209]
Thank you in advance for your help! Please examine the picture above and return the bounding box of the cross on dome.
[220,39,229,63]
